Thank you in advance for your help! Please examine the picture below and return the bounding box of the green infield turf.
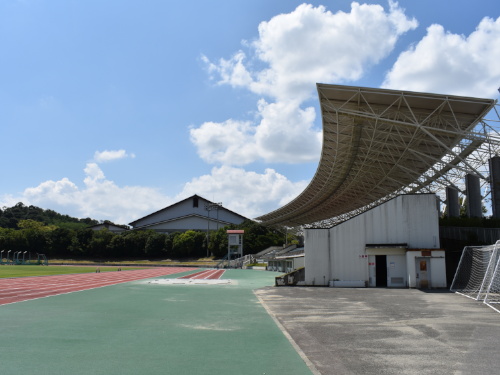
[0,269,314,375]
[0,265,146,278]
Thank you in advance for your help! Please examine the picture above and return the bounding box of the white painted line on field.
[147,278,234,285]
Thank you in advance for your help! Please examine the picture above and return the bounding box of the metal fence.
[440,226,500,244]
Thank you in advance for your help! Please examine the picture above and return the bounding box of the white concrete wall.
[330,214,368,283]
[405,195,440,248]
[364,196,407,244]
[406,252,418,288]
[431,251,448,288]
[430,251,447,288]
[305,194,442,287]
[305,229,331,286]
[294,257,305,269]
[405,250,447,288]
[387,254,407,287]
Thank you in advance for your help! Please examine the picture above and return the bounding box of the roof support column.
[466,174,482,218]
[489,156,500,218]
[446,187,460,218]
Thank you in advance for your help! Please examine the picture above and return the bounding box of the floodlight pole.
[206,209,210,256]
[205,202,222,257]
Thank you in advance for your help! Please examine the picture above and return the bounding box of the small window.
[193,197,199,207]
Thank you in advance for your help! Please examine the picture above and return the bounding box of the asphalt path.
[256,287,500,375]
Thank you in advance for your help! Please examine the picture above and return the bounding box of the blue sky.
[1,0,499,224]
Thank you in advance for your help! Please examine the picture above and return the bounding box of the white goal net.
[484,252,500,312]
[450,241,500,313]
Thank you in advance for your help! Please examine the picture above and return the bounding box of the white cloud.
[205,1,417,102]
[0,163,307,223]
[195,1,417,166]
[94,149,136,163]
[383,16,500,97]
[250,1,417,101]
[1,163,171,224]
[84,163,106,184]
[189,119,256,165]
[190,100,321,165]
[254,99,320,163]
[201,52,253,88]
[178,165,309,218]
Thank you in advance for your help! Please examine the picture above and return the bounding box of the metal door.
[376,255,387,287]
[416,258,430,289]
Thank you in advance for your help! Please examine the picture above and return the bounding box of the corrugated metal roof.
[256,84,498,227]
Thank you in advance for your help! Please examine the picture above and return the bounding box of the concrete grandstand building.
[305,194,446,288]
[257,84,500,288]
[129,194,247,233]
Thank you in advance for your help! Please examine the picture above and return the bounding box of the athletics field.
[0,268,314,375]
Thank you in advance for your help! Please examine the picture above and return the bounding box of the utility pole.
[205,202,222,257]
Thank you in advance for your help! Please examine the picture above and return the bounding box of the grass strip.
[50,258,218,267]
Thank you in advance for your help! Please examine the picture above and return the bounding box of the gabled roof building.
[89,222,129,233]
[129,195,248,233]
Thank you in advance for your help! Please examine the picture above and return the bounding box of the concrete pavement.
[256,287,500,375]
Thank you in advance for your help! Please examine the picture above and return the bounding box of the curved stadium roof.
[256,84,498,228]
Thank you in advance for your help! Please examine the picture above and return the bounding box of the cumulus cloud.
[178,165,309,218]
[0,163,308,223]
[254,100,320,163]
[190,100,321,165]
[195,1,417,166]
[189,119,256,165]
[204,1,417,101]
[1,163,171,224]
[202,52,253,88]
[250,1,417,101]
[94,149,136,163]
[383,16,500,97]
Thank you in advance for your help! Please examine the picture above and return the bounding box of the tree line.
[0,202,98,230]
[0,204,298,259]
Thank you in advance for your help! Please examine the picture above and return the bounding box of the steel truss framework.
[256,84,500,228]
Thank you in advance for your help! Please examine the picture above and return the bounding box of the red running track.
[178,269,225,280]
[0,267,197,306]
